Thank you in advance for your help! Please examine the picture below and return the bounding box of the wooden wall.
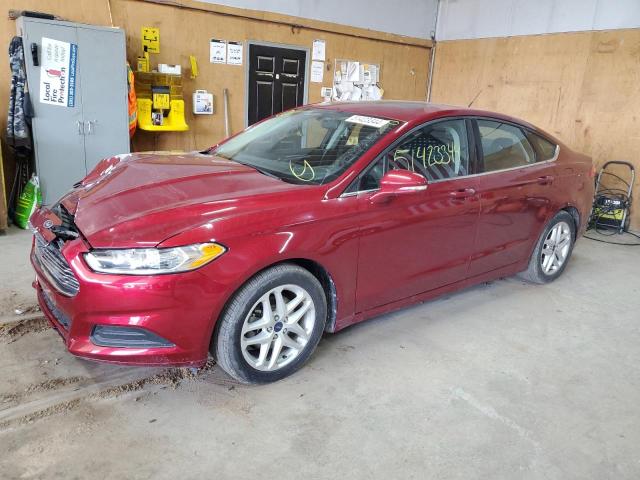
[430,29,640,230]
[0,0,430,228]
[109,0,431,152]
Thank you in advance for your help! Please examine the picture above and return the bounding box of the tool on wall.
[223,88,230,137]
[189,55,199,79]
[586,161,640,245]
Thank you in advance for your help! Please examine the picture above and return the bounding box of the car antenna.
[467,89,483,108]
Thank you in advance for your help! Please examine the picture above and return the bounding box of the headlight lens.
[84,243,226,275]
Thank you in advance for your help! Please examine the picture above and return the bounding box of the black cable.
[584,231,640,246]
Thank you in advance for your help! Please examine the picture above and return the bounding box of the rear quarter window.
[477,119,536,172]
[528,133,558,161]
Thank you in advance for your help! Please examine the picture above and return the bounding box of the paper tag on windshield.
[345,115,390,129]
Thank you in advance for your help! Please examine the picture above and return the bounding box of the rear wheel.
[213,264,327,384]
[519,211,576,284]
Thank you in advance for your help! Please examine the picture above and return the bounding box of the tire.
[213,263,327,384]
[519,211,576,284]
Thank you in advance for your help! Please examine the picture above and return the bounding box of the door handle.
[449,188,476,199]
[86,120,97,135]
[31,43,39,66]
[76,120,84,135]
[537,175,554,185]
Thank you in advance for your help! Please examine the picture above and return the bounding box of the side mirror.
[369,169,428,205]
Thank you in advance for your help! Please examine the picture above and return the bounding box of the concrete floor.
[1,226,639,479]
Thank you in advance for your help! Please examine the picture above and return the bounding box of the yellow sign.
[153,93,170,110]
[141,27,160,53]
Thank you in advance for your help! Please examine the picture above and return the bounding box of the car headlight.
[84,243,226,275]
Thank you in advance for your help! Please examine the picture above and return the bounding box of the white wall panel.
[548,0,598,33]
[437,0,640,40]
[200,0,439,39]
[510,0,554,37]
[593,0,640,30]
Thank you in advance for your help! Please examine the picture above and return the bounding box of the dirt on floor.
[0,316,49,343]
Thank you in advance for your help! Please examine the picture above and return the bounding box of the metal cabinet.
[17,17,129,205]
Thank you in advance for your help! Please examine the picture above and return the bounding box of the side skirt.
[334,260,527,331]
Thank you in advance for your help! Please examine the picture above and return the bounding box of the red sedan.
[29,102,594,384]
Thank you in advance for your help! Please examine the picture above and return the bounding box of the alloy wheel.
[540,221,572,275]
[240,284,316,371]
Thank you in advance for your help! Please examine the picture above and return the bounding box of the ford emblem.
[43,219,54,229]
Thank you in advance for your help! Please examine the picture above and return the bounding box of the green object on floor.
[14,174,41,229]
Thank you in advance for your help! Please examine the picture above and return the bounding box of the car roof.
[309,100,539,131]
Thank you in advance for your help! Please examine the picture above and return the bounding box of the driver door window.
[387,119,470,182]
[346,119,471,193]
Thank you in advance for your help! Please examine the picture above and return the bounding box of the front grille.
[34,233,80,297]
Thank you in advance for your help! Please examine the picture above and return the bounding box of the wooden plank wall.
[430,29,640,230]
[109,0,431,152]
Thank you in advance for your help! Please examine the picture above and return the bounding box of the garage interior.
[1,0,639,478]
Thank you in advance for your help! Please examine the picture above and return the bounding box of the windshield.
[212,108,400,185]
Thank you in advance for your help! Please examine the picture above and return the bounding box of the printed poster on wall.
[39,37,78,107]
[210,39,227,63]
[312,39,325,61]
[226,41,243,65]
[310,60,324,83]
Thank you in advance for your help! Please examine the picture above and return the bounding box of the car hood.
[62,151,313,248]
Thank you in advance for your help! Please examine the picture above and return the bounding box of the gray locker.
[17,17,129,205]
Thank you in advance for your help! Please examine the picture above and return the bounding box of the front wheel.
[213,264,327,384]
[519,211,576,284]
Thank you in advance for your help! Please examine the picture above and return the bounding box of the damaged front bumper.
[29,206,224,368]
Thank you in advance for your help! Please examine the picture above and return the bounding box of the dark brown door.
[248,44,306,126]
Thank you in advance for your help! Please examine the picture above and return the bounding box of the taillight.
[589,164,597,178]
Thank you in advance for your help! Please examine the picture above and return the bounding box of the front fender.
[162,216,360,339]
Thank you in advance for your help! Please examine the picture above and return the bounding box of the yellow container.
[137,98,189,131]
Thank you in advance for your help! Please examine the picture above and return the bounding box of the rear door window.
[477,119,536,172]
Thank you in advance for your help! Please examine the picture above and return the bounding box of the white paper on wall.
[210,39,226,63]
[312,39,326,61]
[332,58,382,102]
[370,65,379,83]
[226,41,243,65]
[310,60,324,83]
[351,85,362,101]
[346,62,360,82]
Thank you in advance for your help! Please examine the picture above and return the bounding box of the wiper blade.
[232,160,282,181]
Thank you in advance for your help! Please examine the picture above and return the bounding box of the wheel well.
[285,259,338,333]
[219,259,338,333]
[562,206,580,236]
[210,258,338,356]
